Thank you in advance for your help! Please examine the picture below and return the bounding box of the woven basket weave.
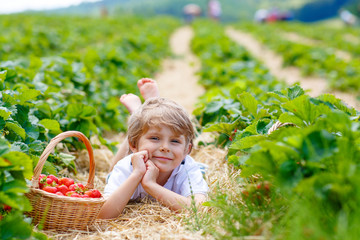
[267,121,297,134]
[25,131,106,231]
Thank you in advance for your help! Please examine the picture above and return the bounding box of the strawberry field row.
[236,22,360,93]
[267,22,360,57]
[190,19,360,239]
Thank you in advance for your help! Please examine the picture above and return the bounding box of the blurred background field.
[2,0,360,23]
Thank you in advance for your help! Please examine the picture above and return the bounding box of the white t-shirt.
[104,154,209,199]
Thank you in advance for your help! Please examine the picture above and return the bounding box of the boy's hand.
[142,160,159,187]
[131,150,148,177]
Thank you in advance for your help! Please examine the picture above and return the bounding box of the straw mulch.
[41,134,229,240]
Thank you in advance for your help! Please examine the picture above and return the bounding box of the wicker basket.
[25,131,106,231]
[267,121,297,134]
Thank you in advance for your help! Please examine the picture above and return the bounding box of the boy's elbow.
[97,201,123,219]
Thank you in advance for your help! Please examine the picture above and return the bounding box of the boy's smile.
[130,125,191,176]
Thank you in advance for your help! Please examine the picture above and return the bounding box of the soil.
[155,25,204,113]
[226,27,360,111]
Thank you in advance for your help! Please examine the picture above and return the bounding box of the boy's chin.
[153,162,175,172]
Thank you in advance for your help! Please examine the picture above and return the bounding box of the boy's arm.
[142,160,206,211]
[143,182,206,211]
[98,171,143,219]
[98,150,148,219]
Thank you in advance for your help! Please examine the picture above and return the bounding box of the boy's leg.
[109,78,160,172]
[137,78,160,100]
[109,139,130,172]
[120,93,142,114]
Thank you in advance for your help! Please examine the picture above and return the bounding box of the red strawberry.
[56,185,69,195]
[39,174,46,180]
[56,192,65,196]
[66,191,76,197]
[69,183,86,194]
[91,189,102,198]
[59,177,74,187]
[43,186,58,194]
[3,205,12,211]
[80,195,90,198]
[48,175,59,184]
[85,189,102,198]
[70,193,81,198]
[84,190,92,197]
[46,178,54,185]
[39,174,47,189]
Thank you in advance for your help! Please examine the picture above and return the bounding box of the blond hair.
[127,97,195,149]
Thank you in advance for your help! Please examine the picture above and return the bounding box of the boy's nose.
[159,146,170,153]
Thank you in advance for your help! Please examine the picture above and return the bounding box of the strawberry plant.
[0,14,179,237]
[189,19,360,239]
[0,138,47,239]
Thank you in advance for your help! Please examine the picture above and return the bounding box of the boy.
[98,80,208,219]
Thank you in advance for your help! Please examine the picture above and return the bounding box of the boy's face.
[130,125,191,176]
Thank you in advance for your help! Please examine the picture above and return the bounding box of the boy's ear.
[128,140,137,153]
[187,143,193,154]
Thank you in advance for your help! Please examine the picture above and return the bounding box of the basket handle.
[31,131,95,189]
[267,121,297,134]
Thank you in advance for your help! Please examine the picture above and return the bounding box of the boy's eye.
[171,139,181,143]
[150,136,159,140]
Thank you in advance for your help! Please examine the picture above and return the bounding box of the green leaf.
[28,140,46,154]
[0,212,33,239]
[0,107,12,120]
[5,122,26,140]
[256,120,271,134]
[1,180,29,194]
[281,95,330,126]
[42,161,57,176]
[204,100,224,113]
[39,119,61,132]
[59,153,76,167]
[278,112,305,128]
[268,92,288,103]
[287,85,305,100]
[240,150,276,178]
[238,92,259,117]
[2,152,33,178]
[243,121,258,135]
[230,135,267,151]
[14,105,29,126]
[0,70,6,83]
[10,142,29,154]
[0,192,31,211]
[0,138,11,156]
[67,103,96,118]
[2,93,17,105]
[301,130,337,162]
[0,157,11,167]
[17,89,42,104]
[203,119,240,135]
[318,94,356,116]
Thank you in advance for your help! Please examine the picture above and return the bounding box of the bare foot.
[120,93,142,114]
[137,78,160,100]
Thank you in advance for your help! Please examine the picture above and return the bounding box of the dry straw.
[25,131,106,231]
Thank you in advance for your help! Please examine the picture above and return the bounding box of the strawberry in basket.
[38,174,102,198]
